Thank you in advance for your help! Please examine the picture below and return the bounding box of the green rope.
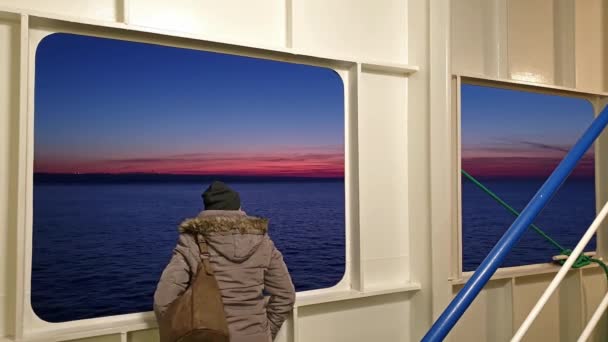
[461,169,608,279]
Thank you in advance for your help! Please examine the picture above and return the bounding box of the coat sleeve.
[264,240,296,339]
[153,248,191,319]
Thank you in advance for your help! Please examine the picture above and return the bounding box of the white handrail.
[578,291,608,342]
[511,200,608,342]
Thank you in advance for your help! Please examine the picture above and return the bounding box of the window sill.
[295,282,421,307]
[22,312,157,341]
[450,258,602,285]
[14,283,421,342]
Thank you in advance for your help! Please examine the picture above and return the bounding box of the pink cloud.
[35,150,345,178]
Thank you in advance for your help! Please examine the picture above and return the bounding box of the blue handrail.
[422,106,608,342]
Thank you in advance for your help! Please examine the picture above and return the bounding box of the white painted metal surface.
[0,0,606,341]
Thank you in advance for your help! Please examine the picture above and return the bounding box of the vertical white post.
[12,13,29,339]
[484,0,508,78]
[285,0,293,49]
[553,0,576,88]
[119,0,130,24]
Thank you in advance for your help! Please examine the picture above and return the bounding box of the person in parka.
[154,181,296,342]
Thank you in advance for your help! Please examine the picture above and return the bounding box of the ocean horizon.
[31,176,596,322]
[32,179,346,322]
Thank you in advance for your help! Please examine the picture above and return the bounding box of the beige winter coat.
[154,210,296,342]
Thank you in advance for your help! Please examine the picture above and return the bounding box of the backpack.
[158,234,230,342]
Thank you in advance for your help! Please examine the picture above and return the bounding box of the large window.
[33,33,345,322]
[461,84,595,272]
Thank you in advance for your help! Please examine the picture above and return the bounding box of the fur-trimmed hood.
[179,215,268,235]
[178,211,270,262]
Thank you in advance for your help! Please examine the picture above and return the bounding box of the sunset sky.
[34,34,596,179]
[34,34,344,178]
[461,84,595,178]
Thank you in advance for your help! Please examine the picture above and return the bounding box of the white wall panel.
[128,329,159,342]
[448,268,607,342]
[292,0,408,63]
[507,0,556,85]
[582,268,608,342]
[513,272,582,342]
[129,0,286,48]
[69,335,121,342]
[451,0,488,76]
[358,69,409,289]
[0,0,118,22]
[449,280,513,342]
[575,0,608,93]
[452,0,608,93]
[298,293,411,342]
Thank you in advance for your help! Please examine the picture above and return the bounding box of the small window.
[33,33,345,322]
[461,84,595,272]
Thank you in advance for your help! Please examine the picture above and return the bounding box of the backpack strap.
[196,234,214,275]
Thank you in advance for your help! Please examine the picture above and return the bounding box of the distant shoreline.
[34,173,345,184]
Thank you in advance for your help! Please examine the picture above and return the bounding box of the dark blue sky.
[34,33,345,176]
[462,84,593,148]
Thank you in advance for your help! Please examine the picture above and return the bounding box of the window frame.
[18,17,366,340]
[451,74,608,283]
